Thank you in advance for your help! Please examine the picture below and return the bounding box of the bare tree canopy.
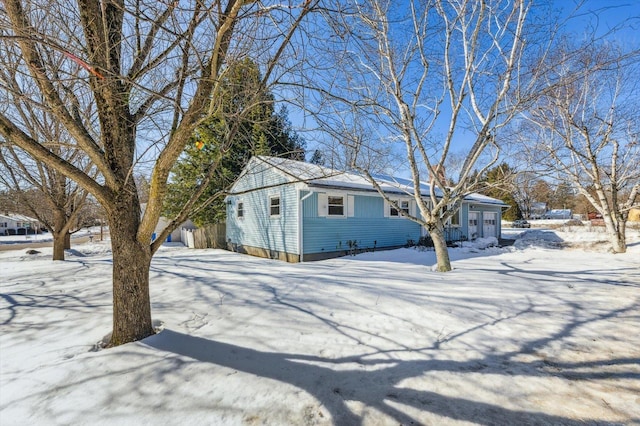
[302,0,541,271]
[520,40,640,252]
[0,0,316,345]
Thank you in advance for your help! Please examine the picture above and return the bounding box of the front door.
[468,212,479,240]
[482,212,497,238]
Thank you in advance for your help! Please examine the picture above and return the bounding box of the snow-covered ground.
[1,229,639,425]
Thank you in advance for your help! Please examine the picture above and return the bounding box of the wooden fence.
[181,223,226,249]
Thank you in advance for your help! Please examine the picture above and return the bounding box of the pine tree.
[163,59,304,226]
[481,163,523,221]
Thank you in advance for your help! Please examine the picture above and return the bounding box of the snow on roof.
[0,213,40,222]
[255,156,507,206]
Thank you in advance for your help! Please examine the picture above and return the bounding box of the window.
[449,209,461,226]
[389,200,410,217]
[400,200,410,215]
[328,196,344,216]
[237,202,244,218]
[444,204,461,227]
[270,196,280,216]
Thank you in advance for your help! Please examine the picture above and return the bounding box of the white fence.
[181,228,196,248]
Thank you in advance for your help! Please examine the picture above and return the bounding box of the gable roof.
[235,156,506,206]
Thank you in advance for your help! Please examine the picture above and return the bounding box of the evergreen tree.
[481,163,523,221]
[309,149,325,166]
[163,59,304,226]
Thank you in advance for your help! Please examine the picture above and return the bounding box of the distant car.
[512,219,531,228]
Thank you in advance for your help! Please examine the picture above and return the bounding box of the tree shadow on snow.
[144,329,634,425]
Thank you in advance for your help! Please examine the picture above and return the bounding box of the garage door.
[482,212,497,238]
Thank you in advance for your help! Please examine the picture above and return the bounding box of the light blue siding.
[301,192,420,254]
[464,203,503,239]
[226,163,299,254]
[226,158,504,260]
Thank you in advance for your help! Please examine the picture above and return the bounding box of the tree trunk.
[107,204,154,347]
[52,231,66,261]
[429,222,452,272]
[603,216,627,253]
[51,211,68,261]
[64,232,71,249]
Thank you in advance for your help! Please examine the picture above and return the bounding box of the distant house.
[225,156,507,262]
[544,209,572,220]
[0,213,41,236]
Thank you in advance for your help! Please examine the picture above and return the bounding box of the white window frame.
[327,195,345,217]
[387,199,411,218]
[269,195,280,217]
[318,193,353,218]
[237,200,245,219]
[399,200,410,216]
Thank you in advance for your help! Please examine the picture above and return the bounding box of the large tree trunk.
[52,230,66,261]
[429,222,452,272]
[64,232,71,249]
[107,202,154,347]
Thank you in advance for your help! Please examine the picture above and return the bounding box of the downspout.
[298,189,314,262]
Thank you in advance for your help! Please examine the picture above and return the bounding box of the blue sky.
[288,0,639,176]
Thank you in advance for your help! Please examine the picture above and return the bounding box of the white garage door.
[482,212,497,238]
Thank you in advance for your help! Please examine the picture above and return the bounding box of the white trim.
[299,190,314,261]
[347,195,355,217]
[387,198,411,219]
[327,194,346,218]
[269,195,281,218]
[236,199,245,220]
[318,193,328,217]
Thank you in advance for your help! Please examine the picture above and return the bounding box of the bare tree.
[521,41,640,252]
[307,0,537,271]
[0,149,93,260]
[0,67,95,260]
[0,0,315,346]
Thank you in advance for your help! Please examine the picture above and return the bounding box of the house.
[0,213,42,236]
[544,209,572,220]
[225,156,507,262]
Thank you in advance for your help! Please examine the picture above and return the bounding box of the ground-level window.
[390,200,410,217]
[400,200,410,215]
[328,196,344,216]
[270,196,280,217]
[237,201,244,218]
[449,209,461,226]
[445,205,461,227]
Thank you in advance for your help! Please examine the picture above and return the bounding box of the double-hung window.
[237,201,244,218]
[270,196,280,217]
[328,196,344,216]
[389,200,410,217]
[400,200,410,215]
